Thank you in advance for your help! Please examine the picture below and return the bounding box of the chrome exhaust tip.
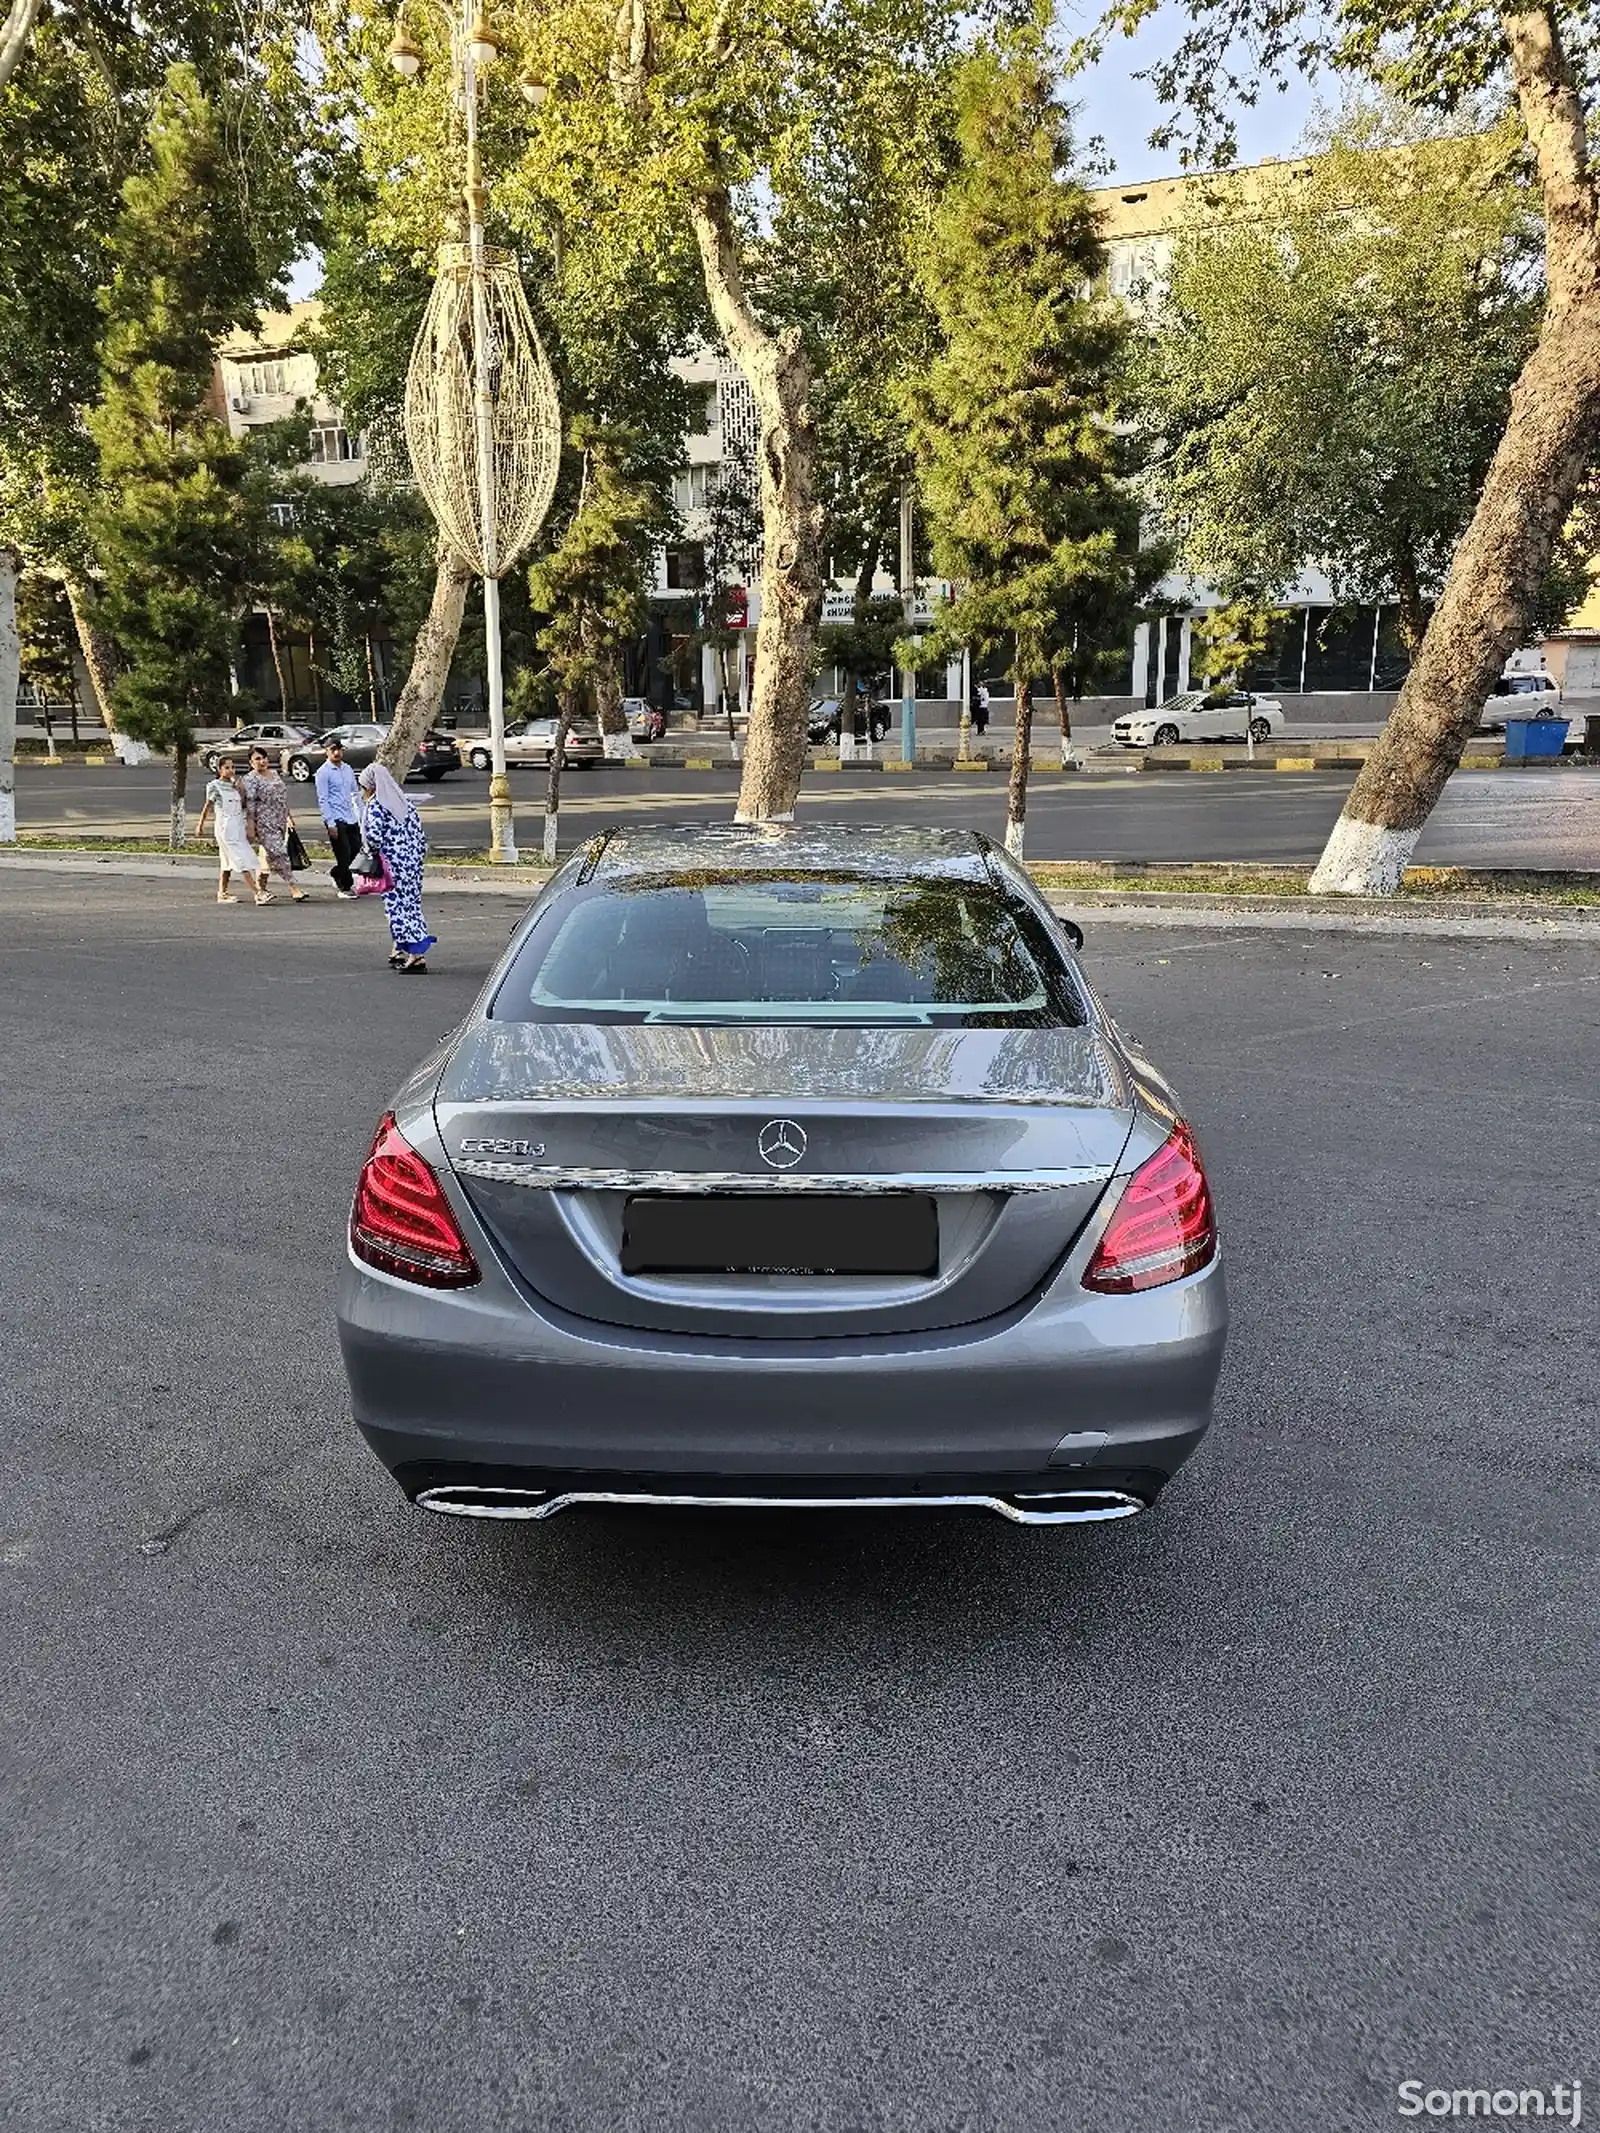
[414,1484,1147,1525]
[416,1484,554,1519]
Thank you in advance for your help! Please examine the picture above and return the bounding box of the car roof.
[579,822,995,886]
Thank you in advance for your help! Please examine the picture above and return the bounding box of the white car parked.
[1112,689,1286,748]
[1478,673,1561,732]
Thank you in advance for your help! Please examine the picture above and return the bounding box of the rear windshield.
[494,873,1084,1027]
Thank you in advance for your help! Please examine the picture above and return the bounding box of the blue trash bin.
[1504,715,1569,761]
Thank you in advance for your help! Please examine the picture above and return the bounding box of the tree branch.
[0,0,42,92]
[1501,5,1600,309]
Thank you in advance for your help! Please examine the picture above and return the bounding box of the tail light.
[350,1114,480,1287]
[1082,1122,1216,1294]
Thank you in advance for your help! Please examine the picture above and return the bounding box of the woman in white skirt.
[196,755,267,904]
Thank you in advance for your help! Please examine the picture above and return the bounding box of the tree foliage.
[907,27,1147,835]
[87,65,269,832]
[1133,115,1555,651]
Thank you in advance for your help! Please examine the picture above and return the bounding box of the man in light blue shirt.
[314,740,363,896]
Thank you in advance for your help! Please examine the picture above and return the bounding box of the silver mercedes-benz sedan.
[336,824,1227,1528]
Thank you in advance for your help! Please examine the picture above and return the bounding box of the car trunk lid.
[434,1024,1134,1338]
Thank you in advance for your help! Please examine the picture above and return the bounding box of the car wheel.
[203,752,221,774]
[871,716,889,742]
[288,757,313,781]
[1248,718,1272,743]
[469,747,491,771]
[1153,724,1180,746]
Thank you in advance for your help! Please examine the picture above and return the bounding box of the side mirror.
[1060,918,1085,952]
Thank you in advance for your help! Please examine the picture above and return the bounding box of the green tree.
[87,65,269,846]
[1134,116,1551,661]
[815,595,903,743]
[1075,0,1600,894]
[526,417,678,858]
[506,0,1024,824]
[906,28,1146,856]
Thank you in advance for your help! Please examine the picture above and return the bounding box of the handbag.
[285,826,310,872]
[350,844,383,879]
[351,852,394,898]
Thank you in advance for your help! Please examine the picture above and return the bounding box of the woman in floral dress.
[359,764,436,973]
[241,748,308,902]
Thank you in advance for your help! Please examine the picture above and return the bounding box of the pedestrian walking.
[358,763,435,973]
[241,748,308,903]
[974,680,990,737]
[195,756,266,904]
[315,738,363,897]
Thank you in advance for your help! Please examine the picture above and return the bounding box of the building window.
[308,425,358,464]
[684,381,718,436]
[673,464,714,511]
[266,500,298,527]
[242,359,293,395]
[665,543,707,591]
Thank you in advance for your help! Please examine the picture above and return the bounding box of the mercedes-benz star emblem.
[757,1118,807,1170]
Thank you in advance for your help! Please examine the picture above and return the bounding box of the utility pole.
[898,478,916,764]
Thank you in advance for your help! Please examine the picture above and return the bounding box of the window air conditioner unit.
[231,394,253,414]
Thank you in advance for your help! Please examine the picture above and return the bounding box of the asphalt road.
[16,757,1600,868]
[4,870,1596,2133]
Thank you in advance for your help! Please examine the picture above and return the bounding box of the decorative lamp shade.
[387,30,423,74]
[466,15,499,64]
[520,73,548,105]
[403,243,561,579]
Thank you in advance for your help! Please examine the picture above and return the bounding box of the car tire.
[1153,724,1180,746]
[203,752,221,774]
[287,757,313,781]
[469,747,491,771]
[421,767,448,781]
[1248,718,1272,743]
[871,716,889,742]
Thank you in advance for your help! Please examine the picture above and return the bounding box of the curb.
[6,849,1599,941]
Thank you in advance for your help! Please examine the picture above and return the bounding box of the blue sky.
[1060,0,1320,182]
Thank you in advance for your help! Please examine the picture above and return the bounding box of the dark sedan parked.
[283,723,461,782]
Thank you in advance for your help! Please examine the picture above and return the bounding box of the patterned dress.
[365,800,436,957]
[241,770,295,884]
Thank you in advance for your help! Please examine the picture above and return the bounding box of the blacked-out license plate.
[620,1193,938,1276]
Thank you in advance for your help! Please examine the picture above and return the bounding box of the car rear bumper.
[337,1248,1227,1500]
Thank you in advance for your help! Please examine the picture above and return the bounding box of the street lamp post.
[390,1,561,864]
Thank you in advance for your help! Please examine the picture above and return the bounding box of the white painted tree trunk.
[1306,818,1422,897]
[376,544,473,781]
[0,548,18,843]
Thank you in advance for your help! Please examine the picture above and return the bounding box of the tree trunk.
[595,639,634,757]
[365,632,382,723]
[65,576,120,732]
[689,188,822,823]
[307,628,323,719]
[264,609,293,713]
[168,740,189,851]
[1392,550,1428,660]
[543,691,574,865]
[1005,674,1034,859]
[0,548,19,843]
[376,544,473,781]
[0,0,43,93]
[1053,664,1075,766]
[1310,2,1600,895]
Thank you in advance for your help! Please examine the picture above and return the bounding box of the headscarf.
[359,762,417,822]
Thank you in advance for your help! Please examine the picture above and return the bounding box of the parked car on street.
[463,719,605,771]
[283,723,460,782]
[810,695,892,744]
[1478,673,1562,731]
[204,722,317,775]
[338,822,1228,1535]
[1112,690,1286,748]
